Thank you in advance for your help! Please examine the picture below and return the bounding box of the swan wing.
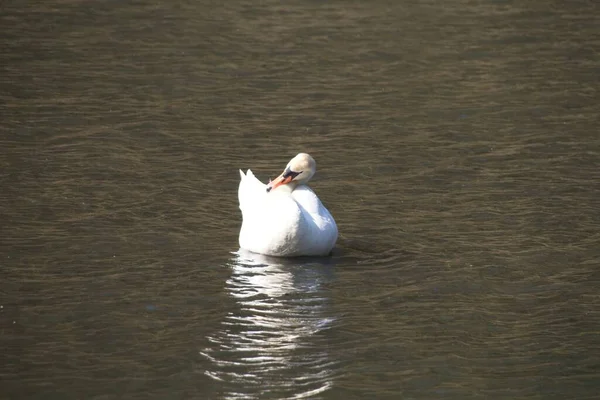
[238,169,267,213]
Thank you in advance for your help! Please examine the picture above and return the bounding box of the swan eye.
[283,168,301,180]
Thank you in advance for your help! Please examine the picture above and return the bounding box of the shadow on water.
[200,250,339,399]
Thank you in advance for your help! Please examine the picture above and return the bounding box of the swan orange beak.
[266,173,293,192]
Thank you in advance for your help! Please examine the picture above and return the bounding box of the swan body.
[238,153,338,257]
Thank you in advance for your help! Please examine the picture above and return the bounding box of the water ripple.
[200,251,339,399]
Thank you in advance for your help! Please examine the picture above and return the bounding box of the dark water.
[1,0,599,399]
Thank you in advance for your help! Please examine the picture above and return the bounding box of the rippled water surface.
[2,0,599,399]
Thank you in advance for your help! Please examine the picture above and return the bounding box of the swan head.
[266,153,316,193]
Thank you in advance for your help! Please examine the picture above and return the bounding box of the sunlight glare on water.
[200,251,338,399]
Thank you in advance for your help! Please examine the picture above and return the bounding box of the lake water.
[1,0,599,399]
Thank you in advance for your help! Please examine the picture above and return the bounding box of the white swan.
[238,153,338,257]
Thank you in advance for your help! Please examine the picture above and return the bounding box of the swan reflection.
[201,250,337,399]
